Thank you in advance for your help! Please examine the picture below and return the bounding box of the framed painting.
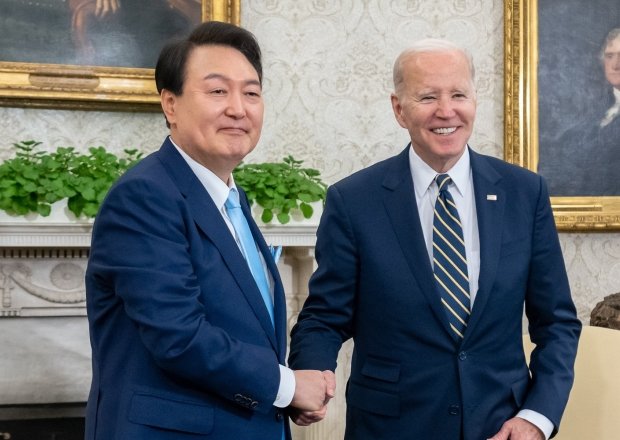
[0,0,240,111]
[504,0,620,230]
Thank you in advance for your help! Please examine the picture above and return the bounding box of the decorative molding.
[0,261,86,317]
[0,223,317,248]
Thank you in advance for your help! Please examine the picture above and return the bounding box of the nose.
[435,97,456,118]
[225,91,246,118]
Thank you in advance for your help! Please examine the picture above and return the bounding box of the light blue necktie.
[225,189,275,327]
[432,174,471,340]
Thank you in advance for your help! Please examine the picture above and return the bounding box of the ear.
[390,93,407,129]
[160,89,178,126]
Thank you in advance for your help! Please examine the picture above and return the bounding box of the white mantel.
[0,222,318,248]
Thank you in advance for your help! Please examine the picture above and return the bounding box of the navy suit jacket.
[289,146,581,440]
[85,138,290,439]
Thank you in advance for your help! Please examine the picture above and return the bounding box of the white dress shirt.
[170,138,295,408]
[600,87,620,128]
[407,145,553,439]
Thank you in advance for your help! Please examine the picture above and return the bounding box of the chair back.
[524,326,620,439]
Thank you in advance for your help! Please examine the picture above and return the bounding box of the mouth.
[220,127,248,134]
[431,127,457,135]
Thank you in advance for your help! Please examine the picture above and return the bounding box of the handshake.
[290,370,337,426]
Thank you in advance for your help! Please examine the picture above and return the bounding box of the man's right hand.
[291,370,333,411]
[290,370,336,426]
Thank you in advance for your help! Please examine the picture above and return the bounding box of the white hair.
[392,39,475,93]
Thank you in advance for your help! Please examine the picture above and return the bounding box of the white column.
[281,248,351,440]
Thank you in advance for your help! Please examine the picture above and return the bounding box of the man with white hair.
[289,39,581,440]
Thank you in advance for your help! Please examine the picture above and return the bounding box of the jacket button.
[449,404,461,415]
[275,410,284,421]
[458,351,467,361]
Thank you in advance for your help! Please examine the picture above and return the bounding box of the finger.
[322,370,336,398]
[292,412,319,426]
[291,415,310,427]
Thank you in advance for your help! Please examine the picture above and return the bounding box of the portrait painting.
[0,0,240,110]
[505,0,620,230]
[536,0,620,197]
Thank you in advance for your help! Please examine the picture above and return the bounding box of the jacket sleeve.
[289,184,356,371]
[522,176,581,433]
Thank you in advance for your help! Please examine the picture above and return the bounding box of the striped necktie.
[432,174,471,340]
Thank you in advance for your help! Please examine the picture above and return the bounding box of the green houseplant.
[233,155,327,225]
[0,142,327,225]
[0,140,142,218]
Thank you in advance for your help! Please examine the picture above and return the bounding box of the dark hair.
[155,21,263,96]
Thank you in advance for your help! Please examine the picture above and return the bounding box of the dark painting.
[537,0,620,196]
[0,0,201,69]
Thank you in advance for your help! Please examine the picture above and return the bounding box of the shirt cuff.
[517,409,554,440]
[273,365,295,408]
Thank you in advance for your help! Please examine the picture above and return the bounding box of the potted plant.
[233,155,327,225]
[0,140,142,221]
[0,141,328,226]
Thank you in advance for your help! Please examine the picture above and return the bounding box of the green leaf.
[276,212,290,224]
[36,203,52,216]
[299,202,314,218]
[261,209,274,223]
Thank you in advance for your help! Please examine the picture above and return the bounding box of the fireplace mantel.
[0,222,317,248]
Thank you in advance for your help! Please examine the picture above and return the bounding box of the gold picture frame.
[504,0,620,230]
[0,0,240,112]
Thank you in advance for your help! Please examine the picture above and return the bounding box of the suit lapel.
[382,147,454,339]
[156,139,279,352]
[464,149,505,340]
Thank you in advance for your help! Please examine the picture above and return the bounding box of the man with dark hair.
[85,21,334,440]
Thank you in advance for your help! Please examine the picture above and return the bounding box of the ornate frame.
[504,0,620,230]
[0,0,240,112]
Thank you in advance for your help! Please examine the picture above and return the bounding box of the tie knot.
[436,174,452,193]
[225,189,241,210]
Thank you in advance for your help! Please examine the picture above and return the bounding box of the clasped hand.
[289,370,336,426]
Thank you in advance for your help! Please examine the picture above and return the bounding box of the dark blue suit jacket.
[289,146,581,439]
[85,138,289,439]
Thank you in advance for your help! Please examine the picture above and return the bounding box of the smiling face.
[391,50,476,173]
[161,44,264,182]
[603,35,620,89]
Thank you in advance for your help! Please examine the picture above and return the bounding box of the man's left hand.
[487,417,544,440]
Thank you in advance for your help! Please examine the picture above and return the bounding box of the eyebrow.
[203,73,261,87]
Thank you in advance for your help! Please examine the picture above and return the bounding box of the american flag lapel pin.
[486,194,497,201]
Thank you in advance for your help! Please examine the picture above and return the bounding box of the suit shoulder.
[331,154,401,191]
[474,151,543,187]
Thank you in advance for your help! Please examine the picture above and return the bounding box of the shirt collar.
[613,87,620,105]
[408,144,471,198]
[169,136,235,210]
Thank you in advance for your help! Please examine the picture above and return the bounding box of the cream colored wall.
[0,1,617,322]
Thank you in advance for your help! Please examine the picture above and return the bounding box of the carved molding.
[0,261,86,317]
